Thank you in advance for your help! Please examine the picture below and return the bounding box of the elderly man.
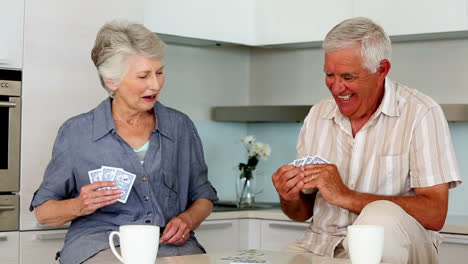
[272,17,462,264]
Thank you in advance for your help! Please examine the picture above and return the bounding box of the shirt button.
[146,211,153,216]
[145,220,151,224]
[143,196,149,201]
[141,176,147,181]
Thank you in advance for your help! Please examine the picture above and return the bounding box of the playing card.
[304,156,315,165]
[101,166,120,189]
[309,155,330,164]
[293,158,306,167]
[114,169,136,203]
[88,168,103,183]
[101,166,119,181]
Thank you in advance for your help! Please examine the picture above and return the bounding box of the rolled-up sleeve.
[30,122,77,211]
[187,122,218,203]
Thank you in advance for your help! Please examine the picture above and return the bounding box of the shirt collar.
[92,98,115,141]
[153,101,175,142]
[92,98,175,142]
[320,77,400,120]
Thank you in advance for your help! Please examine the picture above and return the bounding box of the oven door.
[0,96,20,192]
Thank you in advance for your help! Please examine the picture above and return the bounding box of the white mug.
[347,225,384,264]
[109,225,160,264]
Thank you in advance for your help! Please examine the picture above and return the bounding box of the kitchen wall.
[141,44,252,201]
[161,38,468,216]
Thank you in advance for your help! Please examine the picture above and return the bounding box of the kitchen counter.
[208,206,468,235]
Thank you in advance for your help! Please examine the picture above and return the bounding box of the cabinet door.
[254,0,353,45]
[260,220,309,251]
[195,219,240,252]
[20,230,67,264]
[144,0,253,44]
[0,0,24,69]
[0,232,19,264]
[354,0,467,36]
[438,233,468,264]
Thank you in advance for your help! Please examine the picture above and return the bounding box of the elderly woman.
[29,21,218,264]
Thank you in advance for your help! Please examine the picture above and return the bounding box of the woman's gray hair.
[91,20,167,95]
[322,17,391,73]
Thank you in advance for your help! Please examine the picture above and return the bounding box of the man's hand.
[73,181,121,217]
[302,164,351,207]
[160,213,193,245]
[272,165,306,201]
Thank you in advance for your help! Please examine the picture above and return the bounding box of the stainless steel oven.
[0,69,21,231]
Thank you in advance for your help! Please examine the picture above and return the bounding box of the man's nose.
[329,77,346,94]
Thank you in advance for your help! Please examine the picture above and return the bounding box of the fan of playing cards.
[290,155,330,194]
[290,155,330,167]
[88,166,136,203]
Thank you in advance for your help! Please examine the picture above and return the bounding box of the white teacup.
[109,225,160,264]
[347,225,384,264]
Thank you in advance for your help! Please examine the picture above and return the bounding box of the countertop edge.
[207,209,468,235]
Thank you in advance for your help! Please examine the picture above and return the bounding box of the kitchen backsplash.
[195,120,468,216]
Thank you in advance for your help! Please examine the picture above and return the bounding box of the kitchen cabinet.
[253,0,352,45]
[259,220,309,251]
[0,231,19,264]
[144,0,352,46]
[438,233,468,264]
[195,219,241,252]
[353,0,467,36]
[144,0,468,47]
[20,230,67,264]
[144,0,253,45]
[0,0,24,69]
[197,218,309,252]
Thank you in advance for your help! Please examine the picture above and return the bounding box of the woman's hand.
[160,213,193,245]
[35,181,121,227]
[73,181,121,217]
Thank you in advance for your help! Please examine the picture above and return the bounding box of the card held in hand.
[301,155,331,194]
[88,168,103,183]
[114,169,136,204]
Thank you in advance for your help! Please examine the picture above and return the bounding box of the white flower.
[241,135,255,145]
[240,135,271,161]
[260,144,271,160]
[252,142,264,155]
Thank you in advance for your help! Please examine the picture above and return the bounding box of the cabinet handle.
[441,234,468,245]
[0,235,7,241]
[0,59,10,64]
[269,223,307,231]
[0,205,15,211]
[198,222,233,230]
[35,232,67,241]
[0,102,17,108]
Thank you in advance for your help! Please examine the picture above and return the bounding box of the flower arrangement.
[238,135,271,180]
[237,136,271,207]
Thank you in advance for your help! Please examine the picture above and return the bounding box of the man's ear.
[104,78,118,92]
[378,59,391,77]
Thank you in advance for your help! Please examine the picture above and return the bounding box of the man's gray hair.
[322,17,391,73]
[91,20,167,96]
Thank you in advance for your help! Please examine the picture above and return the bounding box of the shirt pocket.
[378,153,410,195]
[161,170,180,220]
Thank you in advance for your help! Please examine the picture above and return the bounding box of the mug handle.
[109,231,124,263]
